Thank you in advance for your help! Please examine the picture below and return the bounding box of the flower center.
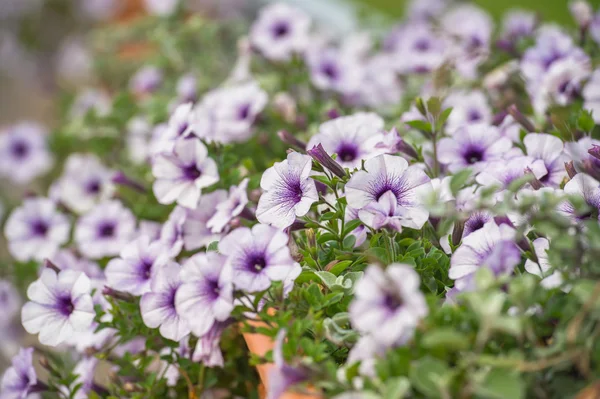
[463,147,484,164]
[57,295,75,316]
[383,293,403,311]
[11,141,29,159]
[322,62,338,80]
[467,109,482,122]
[238,104,251,120]
[414,38,431,51]
[86,179,101,194]
[31,220,49,236]
[98,222,116,238]
[247,253,267,274]
[272,22,290,38]
[337,143,358,162]
[178,122,189,136]
[183,163,202,180]
[140,259,153,279]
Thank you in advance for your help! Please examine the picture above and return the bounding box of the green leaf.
[427,97,442,118]
[436,107,453,129]
[578,109,595,133]
[474,369,524,399]
[405,120,432,133]
[409,356,449,398]
[295,271,320,284]
[383,377,411,399]
[343,219,363,236]
[449,169,472,196]
[422,328,469,351]
[330,260,353,276]
[207,241,219,252]
[321,292,344,307]
[315,271,337,288]
[343,234,357,250]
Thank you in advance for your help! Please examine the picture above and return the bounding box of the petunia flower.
[449,221,520,291]
[349,263,428,347]
[218,224,299,292]
[249,2,311,61]
[523,133,568,187]
[192,81,268,144]
[385,22,447,74]
[306,113,386,169]
[69,89,111,119]
[152,103,195,155]
[175,252,233,337]
[152,136,219,209]
[207,178,249,233]
[565,137,600,177]
[256,152,318,229]
[0,280,20,330]
[160,206,187,257]
[0,122,53,185]
[583,69,600,123]
[129,65,162,96]
[182,190,228,250]
[437,124,513,173]
[105,235,170,296]
[345,154,432,230]
[4,197,70,262]
[192,321,229,367]
[140,261,191,341]
[442,91,492,133]
[524,238,563,290]
[66,357,100,399]
[126,116,154,164]
[305,46,364,96]
[75,200,136,259]
[558,173,600,221]
[267,329,310,399]
[21,269,95,346]
[0,347,40,399]
[49,153,116,214]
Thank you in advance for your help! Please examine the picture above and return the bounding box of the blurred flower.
[67,357,99,399]
[22,269,95,346]
[559,173,600,221]
[449,221,519,290]
[207,178,249,233]
[475,156,538,193]
[141,261,191,341]
[154,103,195,154]
[75,200,136,259]
[442,90,492,133]
[129,66,163,97]
[126,116,154,164]
[105,235,170,296]
[405,0,449,20]
[256,152,318,229]
[50,154,115,214]
[499,10,537,44]
[306,46,364,95]
[160,206,187,257]
[55,37,94,86]
[0,122,53,184]
[523,133,568,187]
[219,224,298,292]
[250,2,311,61]
[4,198,69,262]
[570,0,593,29]
[181,190,227,250]
[267,329,309,399]
[144,0,179,16]
[70,89,111,119]
[152,137,219,209]
[344,206,367,247]
[385,23,447,74]
[0,347,39,399]
[307,113,386,169]
[0,280,20,329]
[176,252,233,336]
[350,264,428,346]
[176,73,198,103]
[80,0,121,21]
[192,321,228,367]
[583,69,600,123]
[346,154,432,230]
[524,238,563,289]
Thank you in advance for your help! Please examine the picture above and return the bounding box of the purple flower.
[0,280,20,330]
[344,206,367,247]
[152,137,219,209]
[591,11,600,45]
[126,116,154,164]
[70,89,111,119]
[75,200,136,259]
[349,263,428,347]
[192,321,228,367]
[0,347,38,399]
[256,152,318,229]
[22,269,95,346]
[449,221,519,291]
[160,206,187,257]
[565,137,600,176]
[405,0,449,20]
[129,65,163,96]
[346,154,432,230]
[140,261,191,341]
[437,124,512,173]
[354,54,404,108]
[4,198,69,262]
[218,224,298,292]
[385,23,447,74]
[306,46,364,95]
[175,252,233,337]
[207,178,249,233]
[267,329,309,399]
[524,238,563,289]
[250,2,311,61]
[192,81,268,144]
[0,122,53,184]
[475,156,538,193]
[306,113,386,169]
[68,357,99,399]
[523,133,568,187]
[499,10,537,43]
[176,73,198,103]
[583,69,600,123]
[49,154,116,214]
[570,1,593,28]
[105,236,170,296]
[559,173,600,221]
[49,250,104,287]
[442,91,492,133]
[153,103,195,154]
[346,334,389,377]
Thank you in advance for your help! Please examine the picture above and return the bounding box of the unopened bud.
[507,104,536,133]
[570,0,593,29]
[588,144,600,160]
[565,161,578,179]
[112,171,146,193]
[277,130,306,151]
[525,167,543,190]
[451,221,464,247]
[307,144,346,178]
[327,109,340,119]
[103,286,135,302]
[44,259,61,273]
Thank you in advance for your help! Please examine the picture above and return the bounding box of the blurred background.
[1,0,599,125]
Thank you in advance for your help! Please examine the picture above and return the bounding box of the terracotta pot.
[242,318,322,399]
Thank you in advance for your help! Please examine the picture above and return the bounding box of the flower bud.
[588,144,600,160]
[277,130,306,151]
[307,144,346,178]
[507,104,536,132]
[570,0,593,29]
[565,161,578,179]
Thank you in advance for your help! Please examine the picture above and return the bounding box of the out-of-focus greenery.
[355,0,600,25]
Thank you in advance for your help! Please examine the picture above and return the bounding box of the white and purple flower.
[256,152,318,229]
[349,263,428,347]
[175,252,233,337]
[21,269,95,347]
[0,122,53,184]
[75,200,136,259]
[218,224,298,292]
[523,133,568,187]
[152,137,219,209]
[4,197,69,262]
[207,178,249,233]
[524,238,563,289]
[345,154,432,230]
[0,347,39,399]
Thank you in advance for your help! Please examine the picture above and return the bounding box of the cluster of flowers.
[2,0,600,398]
